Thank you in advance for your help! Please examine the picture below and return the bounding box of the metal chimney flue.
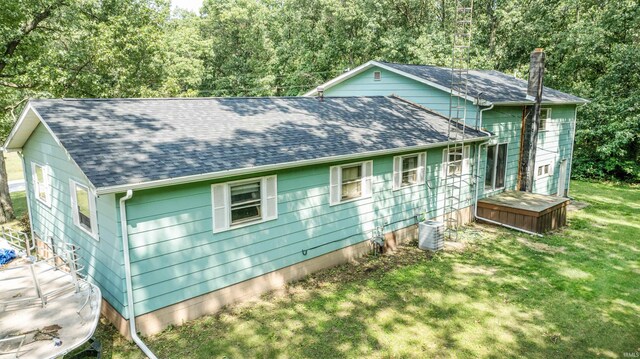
[316,86,324,102]
[518,48,545,192]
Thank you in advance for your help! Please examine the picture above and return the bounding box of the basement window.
[70,180,98,240]
[373,71,382,81]
[539,108,551,131]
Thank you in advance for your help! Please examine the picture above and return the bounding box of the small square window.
[373,71,381,81]
[537,162,552,178]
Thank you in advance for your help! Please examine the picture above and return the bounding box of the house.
[3,96,491,336]
[305,59,588,198]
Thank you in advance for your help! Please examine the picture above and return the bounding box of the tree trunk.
[0,154,15,223]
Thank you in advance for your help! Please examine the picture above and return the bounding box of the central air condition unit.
[418,220,444,251]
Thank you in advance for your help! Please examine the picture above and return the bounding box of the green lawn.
[95,180,640,358]
[4,152,23,182]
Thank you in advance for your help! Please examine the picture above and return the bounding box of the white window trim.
[329,161,373,206]
[393,152,427,191]
[484,142,508,191]
[69,179,99,240]
[211,175,278,233]
[539,107,551,132]
[31,161,51,207]
[442,145,470,178]
[536,160,554,179]
[373,71,382,81]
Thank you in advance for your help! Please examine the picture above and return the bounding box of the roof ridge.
[31,95,392,102]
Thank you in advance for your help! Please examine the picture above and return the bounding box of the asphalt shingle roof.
[30,96,488,189]
[379,62,588,104]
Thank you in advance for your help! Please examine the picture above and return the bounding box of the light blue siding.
[477,106,523,199]
[117,146,477,315]
[325,67,479,127]
[22,124,126,314]
[533,105,576,195]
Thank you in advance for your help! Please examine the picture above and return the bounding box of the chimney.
[527,48,545,98]
[518,48,545,192]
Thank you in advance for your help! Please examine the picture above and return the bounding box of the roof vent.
[316,86,324,101]
[373,71,381,81]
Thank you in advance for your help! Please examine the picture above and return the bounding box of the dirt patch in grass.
[567,200,589,212]
[516,237,566,254]
[296,239,434,290]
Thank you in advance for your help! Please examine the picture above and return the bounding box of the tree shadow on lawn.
[97,190,640,358]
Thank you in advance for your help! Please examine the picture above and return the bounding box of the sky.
[171,0,203,14]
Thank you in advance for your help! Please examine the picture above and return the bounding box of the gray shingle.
[379,62,588,104]
[30,96,488,189]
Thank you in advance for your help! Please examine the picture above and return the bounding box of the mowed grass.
[96,180,640,358]
[4,152,23,182]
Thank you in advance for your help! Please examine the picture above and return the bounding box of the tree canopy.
[1,0,638,182]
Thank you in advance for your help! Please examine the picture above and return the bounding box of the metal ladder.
[444,0,474,241]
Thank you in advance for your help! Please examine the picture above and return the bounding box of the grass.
[93,180,640,357]
[4,152,23,182]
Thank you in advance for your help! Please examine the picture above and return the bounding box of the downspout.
[17,151,36,252]
[566,103,585,197]
[119,190,158,359]
[473,103,494,218]
[473,105,543,237]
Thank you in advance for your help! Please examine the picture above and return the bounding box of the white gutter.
[566,103,586,197]
[97,137,493,195]
[119,190,158,359]
[478,103,494,130]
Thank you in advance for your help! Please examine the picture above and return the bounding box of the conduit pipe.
[119,190,158,359]
[473,104,543,237]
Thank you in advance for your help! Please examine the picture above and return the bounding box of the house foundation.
[102,205,474,338]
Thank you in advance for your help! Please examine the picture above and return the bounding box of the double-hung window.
[393,153,426,190]
[212,176,278,232]
[539,108,551,131]
[442,145,470,177]
[485,143,508,190]
[32,162,51,206]
[70,180,98,239]
[329,161,373,205]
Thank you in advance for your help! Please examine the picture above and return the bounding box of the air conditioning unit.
[418,220,444,251]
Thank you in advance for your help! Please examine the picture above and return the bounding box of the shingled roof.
[306,61,588,105]
[7,96,489,192]
[378,62,588,104]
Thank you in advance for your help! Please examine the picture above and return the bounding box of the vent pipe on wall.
[518,48,545,192]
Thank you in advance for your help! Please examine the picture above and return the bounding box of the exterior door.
[557,159,567,197]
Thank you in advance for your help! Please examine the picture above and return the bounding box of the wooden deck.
[477,191,569,234]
